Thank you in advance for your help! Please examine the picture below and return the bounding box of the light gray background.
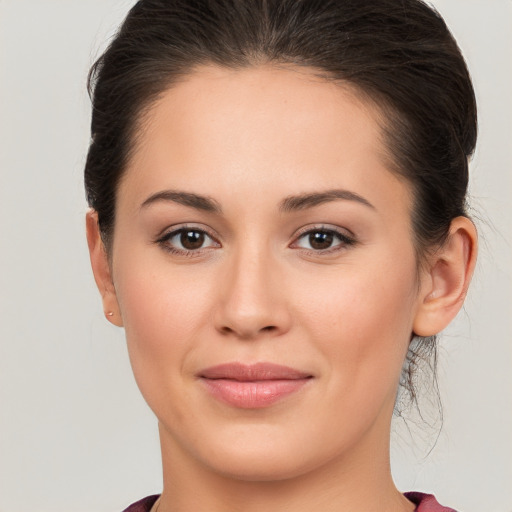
[0,1,510,511]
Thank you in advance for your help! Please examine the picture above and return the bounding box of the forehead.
[121,64,411,218]
[136,64,383,160]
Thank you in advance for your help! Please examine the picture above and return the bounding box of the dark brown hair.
[84,0,477,405]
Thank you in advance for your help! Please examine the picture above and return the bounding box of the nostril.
[218,324,278,338]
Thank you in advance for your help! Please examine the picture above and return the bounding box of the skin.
[87,65,477,512]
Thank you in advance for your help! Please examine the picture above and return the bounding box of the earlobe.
[413,216,477,337]
[86,211,124,327]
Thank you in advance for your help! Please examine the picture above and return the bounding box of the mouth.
[198,362,313,409]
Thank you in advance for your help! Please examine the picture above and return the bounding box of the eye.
[293,228,355,252]
[157,227,219,254]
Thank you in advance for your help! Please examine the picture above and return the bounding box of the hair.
[84,0,477,405]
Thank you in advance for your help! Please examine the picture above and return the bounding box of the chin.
[181,423,342,483]
[207,451,316,483]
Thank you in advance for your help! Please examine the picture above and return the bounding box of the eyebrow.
[140,190,222,213]
[279,189,375,212]
[140,188,374,214]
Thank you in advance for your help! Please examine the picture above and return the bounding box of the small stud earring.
[107,311,114,317]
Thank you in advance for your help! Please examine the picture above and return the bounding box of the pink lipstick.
[198,362,312,409]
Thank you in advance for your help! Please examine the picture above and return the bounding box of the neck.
[156,416,414,512]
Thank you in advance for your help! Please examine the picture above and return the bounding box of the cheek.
[113,256,214,400]
[295,255,417,391]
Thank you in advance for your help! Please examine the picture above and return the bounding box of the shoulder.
[121,493,456,512]
[122,494,160,512]
[405,492,459,512]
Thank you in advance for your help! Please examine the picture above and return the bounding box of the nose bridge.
[215,236,288,338]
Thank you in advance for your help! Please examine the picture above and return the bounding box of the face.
[107,65,425,480]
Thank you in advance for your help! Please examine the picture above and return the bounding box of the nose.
[214,245,292,340]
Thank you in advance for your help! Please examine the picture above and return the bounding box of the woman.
[84,1,477,511]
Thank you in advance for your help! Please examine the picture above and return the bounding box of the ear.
[413,216,477,337]
[86,210,123,327]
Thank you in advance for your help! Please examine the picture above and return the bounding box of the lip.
[198,362,313,409]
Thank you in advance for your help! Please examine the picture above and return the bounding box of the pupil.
[309,231,333,250]
[181,230,204,250]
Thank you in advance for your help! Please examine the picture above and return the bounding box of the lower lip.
[201,378,311,409]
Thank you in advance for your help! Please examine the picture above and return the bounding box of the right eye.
[290,226,356,254]
[157,227,220,255]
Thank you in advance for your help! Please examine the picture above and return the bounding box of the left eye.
[161,228,218,252]
[294,229,352,251]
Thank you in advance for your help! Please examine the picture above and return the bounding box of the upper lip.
[199,362,312,381]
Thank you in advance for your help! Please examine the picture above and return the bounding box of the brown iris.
[309,231,334,250]
[180,230,205,250]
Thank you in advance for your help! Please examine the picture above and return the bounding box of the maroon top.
[405,492,458,511]
[122,492,458,511]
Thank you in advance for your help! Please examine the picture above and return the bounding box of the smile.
[198,362,313,409]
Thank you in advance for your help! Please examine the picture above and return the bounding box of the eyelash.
[155,225,220,257]
[155,225,356,257]
[291,226,357,255]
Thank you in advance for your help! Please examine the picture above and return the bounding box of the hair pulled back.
[84,0,477,405]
